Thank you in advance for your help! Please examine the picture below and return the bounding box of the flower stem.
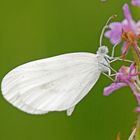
[135,115,140,140]
[131,47,140,69]
[131,46,140,140]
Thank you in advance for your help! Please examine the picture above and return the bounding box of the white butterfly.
[1,46,115,116]
[1,16,131,116]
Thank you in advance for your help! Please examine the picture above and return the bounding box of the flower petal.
[128,62,136,80]
[104,22,122,44]
[136,20,140,33]
[121,42,130,59]
[135,107,140,112]
[131,42,140,60]
[123,4,133,25]
[103,82,126,96]
[132,0,140,7]
[123,4,137,33]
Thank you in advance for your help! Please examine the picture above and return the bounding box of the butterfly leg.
[100,63,116,81]
[107,67,117,77]
[66,106,75,116]
[102,72,114,81]
[110,57,133,63]
[110,43,132,62]
[100,63,117,74]
[109,65,117,73]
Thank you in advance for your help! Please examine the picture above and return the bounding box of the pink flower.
[132,0,140,7]
[105,4,140,59]
[103,63,140,110]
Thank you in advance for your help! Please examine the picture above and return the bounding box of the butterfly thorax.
[97,54,110,73]
[96,46,110,73]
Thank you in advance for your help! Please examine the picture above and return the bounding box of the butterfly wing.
[1,53,100,115]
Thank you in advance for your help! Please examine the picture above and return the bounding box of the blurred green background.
[0,0,140,140]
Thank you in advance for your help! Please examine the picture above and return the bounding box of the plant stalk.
[131,46,140,140]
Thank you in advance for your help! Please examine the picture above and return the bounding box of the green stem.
[136,115,140,140]
[131,47,140,69]
[131,47,140,140]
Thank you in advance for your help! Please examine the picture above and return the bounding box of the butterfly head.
[97,46,109,55]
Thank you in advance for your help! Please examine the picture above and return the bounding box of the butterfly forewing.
[1,53,100,115]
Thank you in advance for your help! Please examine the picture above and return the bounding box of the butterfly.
[1,46,115,116]
[1,16,130,116]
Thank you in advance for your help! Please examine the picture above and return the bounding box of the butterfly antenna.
[99,14,117,47]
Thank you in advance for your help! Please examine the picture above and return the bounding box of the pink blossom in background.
[132,0,140,7]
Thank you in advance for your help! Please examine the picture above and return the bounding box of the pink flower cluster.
[104,2,140,112]
[105,4,140,59]
[104,63,140,111]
